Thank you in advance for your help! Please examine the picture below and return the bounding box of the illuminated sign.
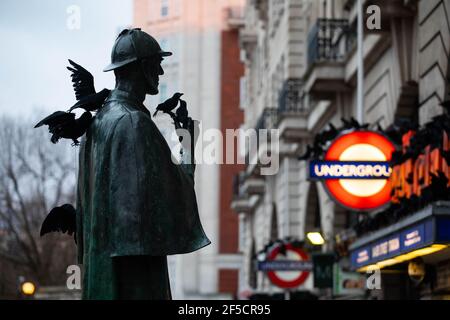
[356,250,369,264]
[351,221,431,269]
[309,131,395,211]
[390,131,450,202]
[310,161,391,179]
[402,225,425,250]
[350,215,450,270]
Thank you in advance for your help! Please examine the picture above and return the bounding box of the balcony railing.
[241,108,278,166]
[255,108,279,132]
[307,18,354,67]
[278,79,308,114]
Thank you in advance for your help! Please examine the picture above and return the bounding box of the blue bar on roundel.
[308,160,392,180]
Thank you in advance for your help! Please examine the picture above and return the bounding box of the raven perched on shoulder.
[67,59,96,100]
[34,111,92,145]
[67,59,110,112]
[69,88,111,112]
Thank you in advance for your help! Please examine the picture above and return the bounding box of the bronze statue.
[37,28,210,299]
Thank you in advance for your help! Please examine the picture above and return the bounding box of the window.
[161,0,168,17]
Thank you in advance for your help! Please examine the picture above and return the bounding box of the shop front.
[302,108,450,299]
[346,112,450,299]
[350,202,450,299]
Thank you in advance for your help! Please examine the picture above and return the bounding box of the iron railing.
[277,79,308,113]
[241,107,278,163]
[307,18,354,67]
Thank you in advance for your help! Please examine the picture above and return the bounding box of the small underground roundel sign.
[258,244,312,289]
[309,131,395,211]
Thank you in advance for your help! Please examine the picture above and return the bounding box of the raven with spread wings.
[34,59,110,146]
[66,59,111,112]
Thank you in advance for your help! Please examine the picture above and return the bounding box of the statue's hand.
[177,118,199,152]
[168,99,200,167]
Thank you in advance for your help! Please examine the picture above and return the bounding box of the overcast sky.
[0,0,133,118]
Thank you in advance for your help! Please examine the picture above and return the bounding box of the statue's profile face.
[141,56,164,95]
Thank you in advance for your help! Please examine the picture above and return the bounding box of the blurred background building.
[134,0,245,299]
[232,0,450,300]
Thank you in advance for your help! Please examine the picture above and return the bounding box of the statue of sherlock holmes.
[38,28,211,299]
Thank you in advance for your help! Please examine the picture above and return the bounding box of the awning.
[349,201,450,271]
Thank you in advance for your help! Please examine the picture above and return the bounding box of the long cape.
[76,89,210,263]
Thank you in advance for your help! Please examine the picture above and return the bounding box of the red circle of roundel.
[324,131,395,211]
[266,244,310,289]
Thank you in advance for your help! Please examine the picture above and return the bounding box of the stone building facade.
[233,0,450,298]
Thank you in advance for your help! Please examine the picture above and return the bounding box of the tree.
[0,116,77,296]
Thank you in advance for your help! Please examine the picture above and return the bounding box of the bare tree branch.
[0,116,77,287]
[0,251,28,266]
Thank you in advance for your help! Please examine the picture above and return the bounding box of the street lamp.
[21,281,36,297]
[307,232,325,246]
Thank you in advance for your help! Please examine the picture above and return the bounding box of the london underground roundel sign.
[266,244,311,289]
[309,131,395,211]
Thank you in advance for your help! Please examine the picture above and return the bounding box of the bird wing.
[178,99,187,113]
[69,88,110,112]
[34,111,75,128]
[67,59,96,101]
[40,204,76,237]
